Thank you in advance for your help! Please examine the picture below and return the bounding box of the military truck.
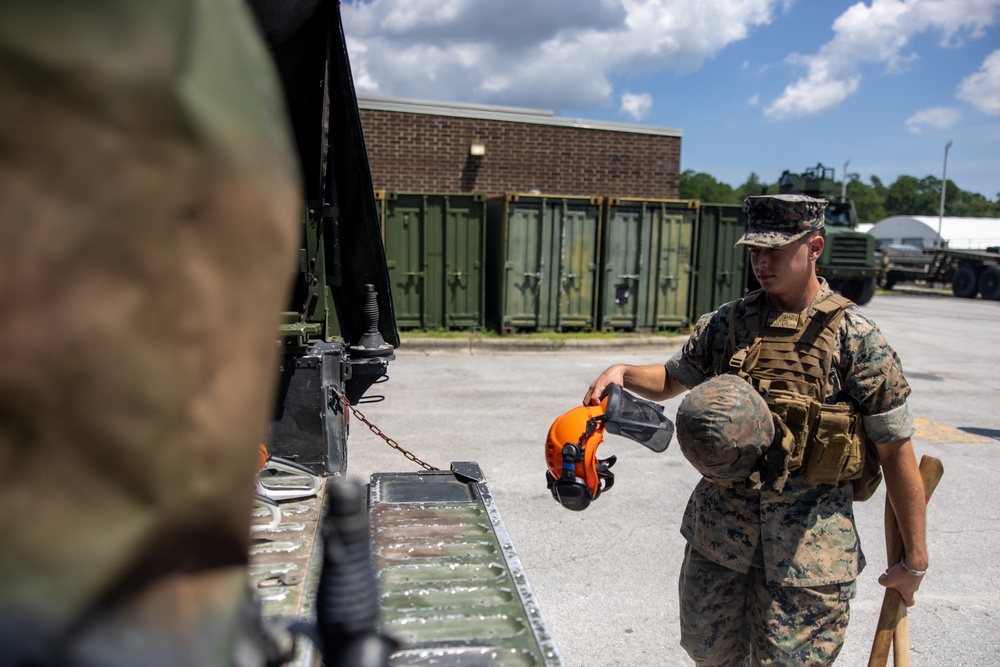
[246,2,562,665]
[881,244,1000,299]
[776,163,882,305]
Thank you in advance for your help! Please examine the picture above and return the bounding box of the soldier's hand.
[878,561,924,606]
[584,365,625,405]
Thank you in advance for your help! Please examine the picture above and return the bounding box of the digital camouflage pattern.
[679,544,854,667]
[667,280,914,586]
[676,375,774,487]
[737,194,827,248]
[0,0,300,664]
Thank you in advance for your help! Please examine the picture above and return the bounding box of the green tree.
[948,185,995,217]
[734,172,772,201]
[846,176,887,224]
[884,175,941,216]
[679,170,736,203]
[679,168,999,218]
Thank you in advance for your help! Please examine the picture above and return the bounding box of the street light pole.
[842,159,850,201]
[937,140,953,248]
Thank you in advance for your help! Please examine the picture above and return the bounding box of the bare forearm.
[879,438,928,569]
[875,437,928,605]
[624,364,684,401]
[584,363,684,405]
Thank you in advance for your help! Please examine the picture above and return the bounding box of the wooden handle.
[883,482,909,667]
[893,606,910,667]
[867,455,943,667]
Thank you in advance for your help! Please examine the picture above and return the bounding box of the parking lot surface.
[348,291,1000,666]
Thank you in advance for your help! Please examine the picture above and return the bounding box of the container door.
[555,200,599,330]
[443,195,485,329]
[422,195,446,330]
[691,204,747,320]
[383,194,426,329]
[601,202,644,330]
[652,202,695,329]
[502,201,545,330]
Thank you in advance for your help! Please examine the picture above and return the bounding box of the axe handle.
[884,494,910,667]
[893,606,910,667]
[867,455,943,667]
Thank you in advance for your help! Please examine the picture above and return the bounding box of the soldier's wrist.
[900,557,927,577]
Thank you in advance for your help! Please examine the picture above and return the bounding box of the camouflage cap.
[736,194,826,248]
[675,375,773,487]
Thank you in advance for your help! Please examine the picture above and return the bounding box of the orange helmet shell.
[545,401,608,497]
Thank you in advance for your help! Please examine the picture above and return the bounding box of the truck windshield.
[825,206,851,226]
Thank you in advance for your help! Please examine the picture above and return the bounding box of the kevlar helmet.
[675,375,773,487]
[545,384,674,511]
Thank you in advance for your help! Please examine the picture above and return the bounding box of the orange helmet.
[545,384,675,511]
[544,399,617,511]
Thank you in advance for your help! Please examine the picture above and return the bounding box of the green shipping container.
[599,198,697,331]
[690,202,748,322]
[486,194,602,333]
[379,192,486,331]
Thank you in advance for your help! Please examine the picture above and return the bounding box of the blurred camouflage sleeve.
[0,0,300,663]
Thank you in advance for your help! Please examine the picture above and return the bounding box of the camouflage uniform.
[0,1,300,664]
[666,196,915,665]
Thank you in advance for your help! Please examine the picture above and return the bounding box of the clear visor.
[601,384,674,453]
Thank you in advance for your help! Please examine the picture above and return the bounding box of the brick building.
[357,96,683,199]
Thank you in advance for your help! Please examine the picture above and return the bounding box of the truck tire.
[840,277,876,305]
[979,266,1000,300]
[952,265,979,298]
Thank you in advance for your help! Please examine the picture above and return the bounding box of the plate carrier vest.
[726,289,882,499]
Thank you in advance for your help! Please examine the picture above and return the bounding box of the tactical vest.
[726,290,870,491]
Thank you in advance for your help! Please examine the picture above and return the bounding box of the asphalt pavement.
[347,290,1000,667]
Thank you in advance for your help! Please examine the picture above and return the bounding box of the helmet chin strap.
[595,455,616,494]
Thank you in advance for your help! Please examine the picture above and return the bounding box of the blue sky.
[342,0,1000,200]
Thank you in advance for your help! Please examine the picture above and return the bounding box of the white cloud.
[765,0,1000,120]
[748,94,760,106]
[620,92,653,120]
[341,0,783,110]
[905,106,962,133]
[957,49,1000,115]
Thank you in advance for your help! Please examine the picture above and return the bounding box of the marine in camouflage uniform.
[585,194,928,666]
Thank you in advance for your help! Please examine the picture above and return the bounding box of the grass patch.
[399,328,686,340]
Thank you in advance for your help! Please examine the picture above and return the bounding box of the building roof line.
[357,95,683,138]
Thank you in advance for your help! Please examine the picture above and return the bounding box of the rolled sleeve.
[862,402,916,445]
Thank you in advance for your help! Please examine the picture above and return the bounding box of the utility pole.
[937,141,953,249]
[842,159,850,201]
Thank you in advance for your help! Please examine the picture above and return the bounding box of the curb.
[397,335,686,353]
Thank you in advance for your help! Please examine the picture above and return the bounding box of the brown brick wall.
[359,109,681,199]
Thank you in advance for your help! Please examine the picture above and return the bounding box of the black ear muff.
[546,471,592,511]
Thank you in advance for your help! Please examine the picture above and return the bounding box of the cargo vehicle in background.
[881,244,1000,300]
[247,1,561,665]
[776,163,882,305]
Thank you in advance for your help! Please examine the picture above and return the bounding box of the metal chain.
[342,396,440,471]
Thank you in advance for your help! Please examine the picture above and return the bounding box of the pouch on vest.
[753,415,796,494]
[804,402,864,486]
[764,389,820,472]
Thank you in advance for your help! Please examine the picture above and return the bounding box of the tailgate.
[370,462,563,666]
